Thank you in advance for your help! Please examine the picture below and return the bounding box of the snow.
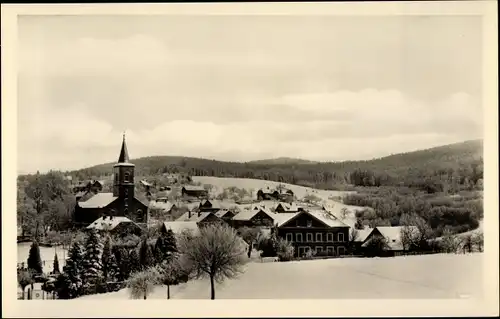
[79,253,483,299]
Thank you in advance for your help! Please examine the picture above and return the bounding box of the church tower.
[113,133,135,215]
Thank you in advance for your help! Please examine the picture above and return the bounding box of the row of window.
[297,245,346,256]
[286,232,345,243]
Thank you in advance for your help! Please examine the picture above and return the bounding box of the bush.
[276,239,294,262]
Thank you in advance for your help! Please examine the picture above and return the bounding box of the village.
[16,136,484,301]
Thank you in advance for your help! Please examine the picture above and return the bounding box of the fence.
[18,288,56,300]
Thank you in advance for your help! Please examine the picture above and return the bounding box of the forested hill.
[247,157,319,165]
[66,139,483,192]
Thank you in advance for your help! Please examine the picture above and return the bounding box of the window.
[337,246,346,256]
[316,233,323,242]
[327,233,334,242]
[337,233,345,242]
[327,246,335,256]
[286,233,293,242]
[137,209,143,216]
[307,233,313,242]
[124,208,128,215]
[124,172,130,182]
[296,233,303,243]
[315,246,323,254]
[306,220,312,227]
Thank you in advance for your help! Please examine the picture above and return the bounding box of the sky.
[17,15,483,174]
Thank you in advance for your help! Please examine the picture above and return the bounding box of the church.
[73,135,149,228]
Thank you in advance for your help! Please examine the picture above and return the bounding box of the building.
[73,135,149,227]
[232,207,276,228]
[181,186,208,199]
[176,211,225,227]
[275,210,350,258]
[149,200,178,221]
[361,226,419,256]
[86,216,143,237]
[72,180,104,194]
[214,209,237,222]
[198,199,234,212]
[257,187,294,202]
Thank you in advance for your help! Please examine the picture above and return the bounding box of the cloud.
[17,88,482,173]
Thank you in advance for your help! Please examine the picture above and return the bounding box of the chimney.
[110,215,113,220]
[198,211,201,217]
[188,211,191,219]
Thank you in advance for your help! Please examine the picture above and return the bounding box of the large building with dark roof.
[73,135,148,227]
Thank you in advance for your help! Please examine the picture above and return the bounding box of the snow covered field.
[79,253,483,300]
[192,176,357,201]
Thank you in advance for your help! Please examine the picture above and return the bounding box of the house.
[140,180,153,191]
[181,186,208,199]
[274,202,301,214]
[73,135,148,227]
[75,190,94,202]
[361,226,420,256]
[73,180,104,194]
[232,208,276,228]
[198,199,233,212]
[86,216,143,236]
[256,187,294,202]
[214,209,237,221]
[276,210,350,258]
[176,211,225,227]
[351,227,374,254]
[149,200,178,221]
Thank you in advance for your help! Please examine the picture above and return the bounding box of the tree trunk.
[210,275,215,300]
[144,292,147,300]
[247,242,252,258]
[22,287,26,300]
[167,285,170,299]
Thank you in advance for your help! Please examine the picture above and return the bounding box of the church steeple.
[118,132,130,163]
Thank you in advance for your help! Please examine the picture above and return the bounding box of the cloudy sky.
[17,15,483,174]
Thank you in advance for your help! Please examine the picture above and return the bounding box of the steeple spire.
[117,131,130,163]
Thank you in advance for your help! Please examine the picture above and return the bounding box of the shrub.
[276,239,294,262]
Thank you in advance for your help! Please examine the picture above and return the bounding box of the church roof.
[78,193,118,208]
[118,134,131,163]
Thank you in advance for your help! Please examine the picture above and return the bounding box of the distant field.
[192,176,356,202]
[79,253,483,299]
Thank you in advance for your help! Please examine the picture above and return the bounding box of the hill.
[64,139,483,193]
[247,157,318,165]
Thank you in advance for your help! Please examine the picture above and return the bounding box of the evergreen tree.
[53,252,60,274]
[129,249,141,275]
[82,229,103,294]
[154,236,166,264]
[139,238,155,270]
[27,241,43,274]
[164,229,178,259]
[58,241,85,298]
[114,247,131,281]
[102,236,121,282]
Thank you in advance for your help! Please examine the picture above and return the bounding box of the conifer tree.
[154,236,166,264]
[82,229,103,294]
[129,249,141,275]
[139,238,155,270]
[114,247,131,281]
[27,241,43,274]
[53,252,60,274]
[164,229,178,259]
[102,236,121,282]
[59,241,85,298]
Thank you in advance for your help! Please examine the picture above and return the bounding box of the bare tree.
[441,227,461,253]
[158,254,190,299]
[472,232,484,252]
[340,207,349,219]
[126,267,162,300]
[17,269,33,300]
[178,224,247,299]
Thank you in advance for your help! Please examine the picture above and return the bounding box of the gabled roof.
[163,221,200,235]
[279,210,349,228]
[353,228,374,243]
[150,200,175,211]
[182,185,206,192]
[233,207,274,221]
[273,212,299,226]
[86,216,138,231]
[361,226,419,250]
[176,211,217,223]
[78,193,118,208]
[200,199,232,209]
[275,202,300,212]
[215,209,235,218]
